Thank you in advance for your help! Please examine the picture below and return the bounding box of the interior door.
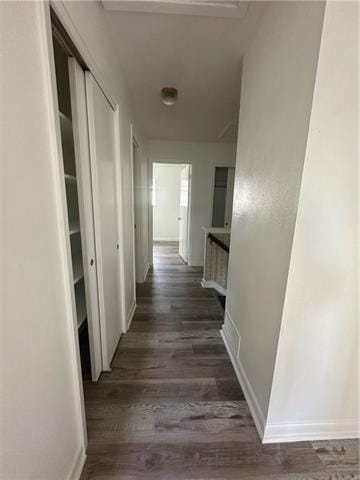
[224,167,235,228]
[68,58,102,381]
[132,140,141,282]
[178,165,190,262]
[85,72,121,370]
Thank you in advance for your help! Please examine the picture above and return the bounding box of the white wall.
[53,0,149,321]
[1,3,84,478]
[153,164,184,241]
[224,0,325,428]
[265,1,359,442]
[148,140,237,265]
[1,1,148,478]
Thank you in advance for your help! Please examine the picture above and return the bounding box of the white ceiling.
[102,1,265,142]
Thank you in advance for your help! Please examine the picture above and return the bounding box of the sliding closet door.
[68,58,102,380]
[85,72,121,370]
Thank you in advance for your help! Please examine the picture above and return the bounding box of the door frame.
[186,165,192,263]
[178,164,192,263]
[209,165,217,227]
[209,165,236,228]
[151,162,192,264]
[114,108,128,334]
[129,125,137,312]
[224,166,235,228]
[148,160,154,266]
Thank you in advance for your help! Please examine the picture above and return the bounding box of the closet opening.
[52,25,92,380]
[51,6,124,391]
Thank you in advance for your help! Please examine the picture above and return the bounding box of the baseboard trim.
[221,317,360,445]
[188,256,203,267]
[136,262,150,284]
[201,279,227,295]
[222,309,240,357]
[126,300,136,331]
[67,446,86,480]
[220,325,265,441]
[142,262,150,282]
[154,237,179,241]
[263,419,360,444]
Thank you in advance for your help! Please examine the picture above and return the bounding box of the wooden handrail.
[207,233,229,253]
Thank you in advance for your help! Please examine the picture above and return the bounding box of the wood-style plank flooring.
[81,243,359,479]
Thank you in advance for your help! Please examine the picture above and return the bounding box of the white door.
[68,58,102,381]
[178,165,190,263]
[85,72,121,370]
[224,167,235,228]
[132,140,142,282]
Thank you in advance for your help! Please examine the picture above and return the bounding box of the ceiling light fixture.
[161,87,178,106]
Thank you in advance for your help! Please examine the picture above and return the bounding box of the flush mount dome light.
[161,87,178,106]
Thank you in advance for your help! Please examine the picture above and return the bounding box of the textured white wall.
[153,164,183,241]
[266,1,359,441]
[148,140,237,265]
[225,1,325,420]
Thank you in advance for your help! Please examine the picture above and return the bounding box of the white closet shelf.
[65,173,77,183]
[69,220,80,235]
[76,289,87,328]
[73,254,84,284]
[59,110,72,125]
[59,111,76,176]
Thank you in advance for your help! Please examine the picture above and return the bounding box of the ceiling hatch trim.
[101,1,250,19]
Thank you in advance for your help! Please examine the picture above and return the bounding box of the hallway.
[80,243,358,479]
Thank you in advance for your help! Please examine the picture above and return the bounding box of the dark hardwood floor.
[81,242,359,479]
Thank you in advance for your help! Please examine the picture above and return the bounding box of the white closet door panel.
[68,58,102,381]
[85,72,120,369]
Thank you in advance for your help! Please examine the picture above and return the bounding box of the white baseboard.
[263,419,360,444]
[220,310,266,441]
[154,237,179,242]
[221,315,360,445]
[142,262,150,282]
[188,256,203,267]
[201,279,227,295]
[67,446,86,480]
[126,300,136,331]
[136,262,150,284]
[222,309,240,358]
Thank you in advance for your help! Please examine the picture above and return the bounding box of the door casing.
[178,164,192,263]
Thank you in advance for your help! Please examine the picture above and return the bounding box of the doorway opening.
[201,166,236,311]
[52,21,94,384]
[211,166,235,228]
[152,163,192,264]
